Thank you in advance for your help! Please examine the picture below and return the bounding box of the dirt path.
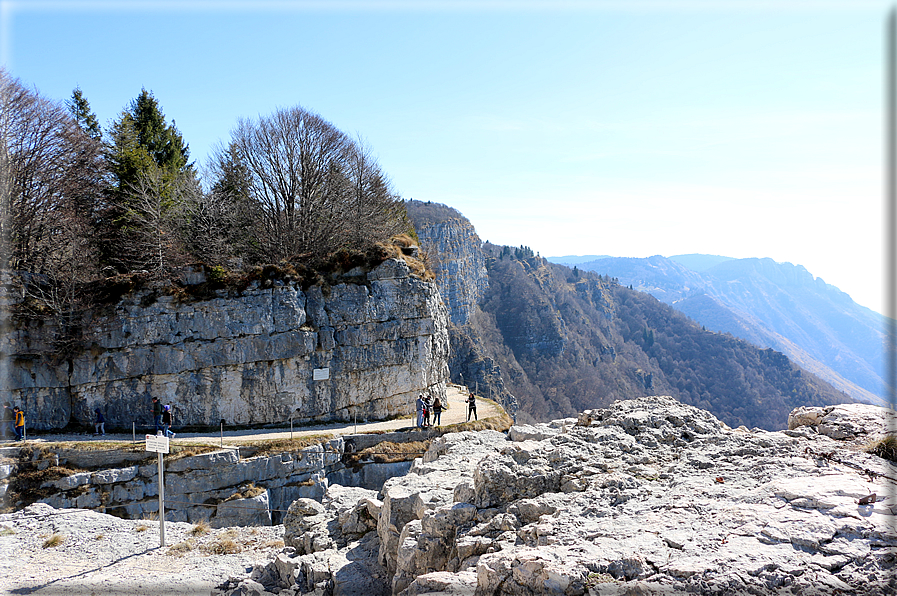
[18,385,503,446]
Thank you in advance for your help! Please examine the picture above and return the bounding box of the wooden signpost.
[145,434,169,547]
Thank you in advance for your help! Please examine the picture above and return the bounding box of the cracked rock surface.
[221,396,895,595]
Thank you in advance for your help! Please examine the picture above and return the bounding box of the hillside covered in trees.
[477,247,852,429]
[403,201,854,431]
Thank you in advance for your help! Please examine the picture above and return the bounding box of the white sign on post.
[145,434,170,454]
[145,434,168,547]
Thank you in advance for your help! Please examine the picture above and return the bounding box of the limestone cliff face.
[406,201,517,415]
[1,259,449,430]
[412,216,487,327]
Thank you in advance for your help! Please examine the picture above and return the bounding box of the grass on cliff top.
[34,441,220,461]
[443,409,514,434]
[232,434,336,458]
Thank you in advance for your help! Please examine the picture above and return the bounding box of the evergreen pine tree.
[102,89,196,273]
[66,87,101,139]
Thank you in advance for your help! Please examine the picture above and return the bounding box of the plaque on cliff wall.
[313,368,330,381]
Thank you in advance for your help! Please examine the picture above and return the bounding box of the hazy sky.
[2,0,889,313]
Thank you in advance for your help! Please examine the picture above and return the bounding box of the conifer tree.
[182,141,260,266]
[103,89,196,274]
[66,87,101,139]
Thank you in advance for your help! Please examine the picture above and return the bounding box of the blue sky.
[1,0,889,313]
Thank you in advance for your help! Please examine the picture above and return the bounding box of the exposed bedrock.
[217,395,897,596]
[2,259,450,429]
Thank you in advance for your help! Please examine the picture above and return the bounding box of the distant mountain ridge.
[668,253,734,271]
[549,254,886,405]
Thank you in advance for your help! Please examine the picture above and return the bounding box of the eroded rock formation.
[1,259,449,429]
[217,397,897,596]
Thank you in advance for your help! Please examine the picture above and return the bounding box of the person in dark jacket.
[94,409,105,436]
[415,394,426,428]
[466,393,477,422]
[161,405,175,439]
[152,397,163,433]
[423,396,432,427]
[432,396,443,426]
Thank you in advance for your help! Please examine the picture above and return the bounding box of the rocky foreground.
[217,396,896,596]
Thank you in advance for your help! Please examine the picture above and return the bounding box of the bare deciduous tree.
[0,69,105,356]
[229,105,407,262]
[183,142,261,267]
[342,135,406,251]
[0,69,104,276]
[123,166,196,276]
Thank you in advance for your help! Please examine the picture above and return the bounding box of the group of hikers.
[5,391,477,439]
[415,390,478,428]
[415,394,442,427]
[151,396,176,439]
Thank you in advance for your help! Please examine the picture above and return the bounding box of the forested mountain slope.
[408,201,854,431]
[562,255,885,405]
[475,247,853,430]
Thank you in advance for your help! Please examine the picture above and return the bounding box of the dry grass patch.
[167,538,196,556]
[7,464,89,505]
[866,434,897,463]
[167,445,220,460]
[223,483,266,502]
[586,572,619,587]
[190,520,211,536]
[202,537,242,555]
[373,236,434,281]
[218,528,238,540]
[235,434,335,458]
[442,410,514,434]
[346,440,431,467]
[134,524,149,533]
[39,441,145,453]
[42,533,65,548]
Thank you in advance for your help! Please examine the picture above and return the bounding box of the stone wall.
[6,431,426,526]
[0,259,450,430]
[32,439,344,526]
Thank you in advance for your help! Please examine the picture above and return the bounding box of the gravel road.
[20,385,501,446]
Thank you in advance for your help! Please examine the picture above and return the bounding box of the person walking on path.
[161,405,175,439]
[466,393,477,422]
[13,406,25,441]
[415,394,426,428]
[432,396,443,426]
[94,409,105,436]
[152,397,163,434]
